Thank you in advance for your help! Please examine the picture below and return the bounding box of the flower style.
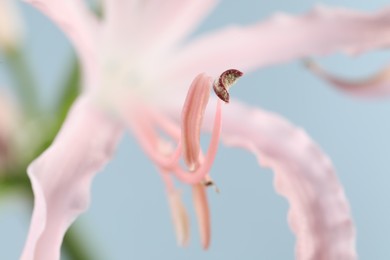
[20,1,390,260]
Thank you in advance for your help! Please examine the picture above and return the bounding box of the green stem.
[55,58,80,127]
[63,225,98,260]
[4,48,40,116]
[0,174,31,199]
[1,53,97,260]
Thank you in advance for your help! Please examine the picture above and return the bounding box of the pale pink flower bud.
[0,91,20,171]
[0,0,23,50]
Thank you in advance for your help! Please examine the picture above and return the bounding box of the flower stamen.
[130,70,243,184]
[181,73,212,171]
[193,183,211,250]
[202,179,220,193]
[213,69,243,103]
[128,70,242,250]
[172,99,222,184]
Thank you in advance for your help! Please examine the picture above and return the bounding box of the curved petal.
[21,96,123,260]
[24,0,99,86]
[306,60,390,97]
[202,100,357,260]
[169,5,390,80]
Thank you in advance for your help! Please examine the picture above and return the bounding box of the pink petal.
[102,0,139,43]
[202,100,356,259]
[140,0,219,53]
[25,0,99,86]
[169,5,390,80]
[103,0,218,54]
[21,97,123,260]
[306,60,390,97]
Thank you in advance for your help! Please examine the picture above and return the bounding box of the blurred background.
[1,0,390,259]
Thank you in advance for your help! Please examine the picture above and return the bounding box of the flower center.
[126,69,243,185]
[124,69,242,250]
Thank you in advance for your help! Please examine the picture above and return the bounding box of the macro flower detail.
[213,69,243,103]
[20,1,390,259]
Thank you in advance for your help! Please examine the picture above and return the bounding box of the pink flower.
[21,2,390,259]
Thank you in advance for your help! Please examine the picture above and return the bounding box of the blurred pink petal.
[306,60,390,97]
[169,6,390,79]
[21,97,123,260]
[104,0,218,54]
[201,100,356,260]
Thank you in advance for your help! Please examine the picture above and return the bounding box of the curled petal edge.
[168,5,390,81]
[202,100,357,260]
[21,97,123,260]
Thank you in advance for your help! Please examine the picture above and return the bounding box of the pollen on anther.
[213,69,243,103]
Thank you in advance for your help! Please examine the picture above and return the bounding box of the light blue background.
[1,0,390,259]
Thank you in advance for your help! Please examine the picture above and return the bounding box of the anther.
[213,69,243,103]
[202,180,220,193]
